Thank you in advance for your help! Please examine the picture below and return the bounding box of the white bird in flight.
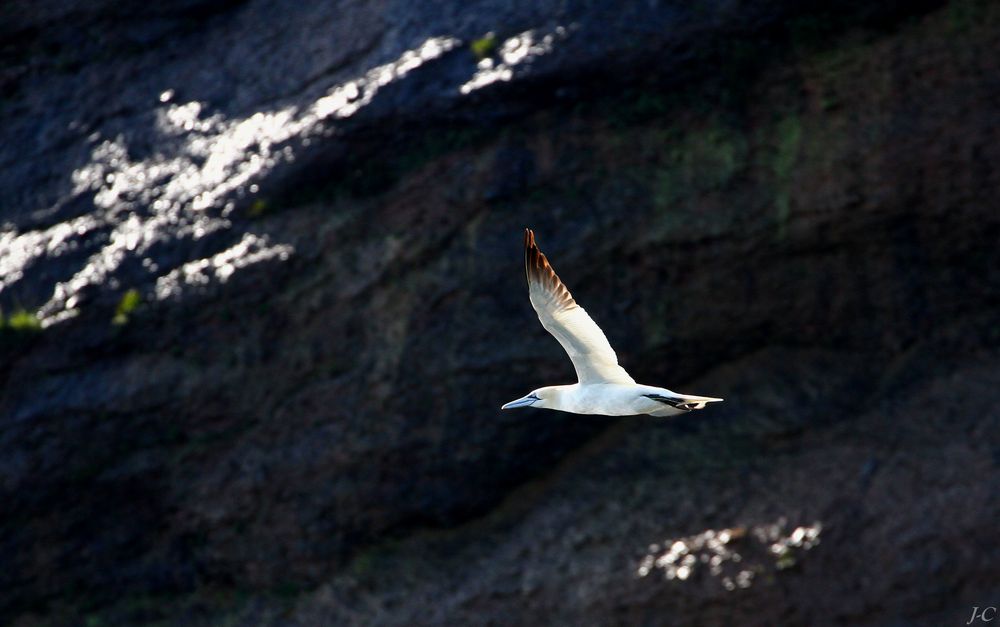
[502,229,723,417]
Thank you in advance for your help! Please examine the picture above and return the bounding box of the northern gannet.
[501,229,723,417]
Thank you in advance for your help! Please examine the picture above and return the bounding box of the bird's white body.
[502,229,723,417]
[525,384,720,417]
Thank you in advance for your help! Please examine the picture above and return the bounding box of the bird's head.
[500,386,559,410]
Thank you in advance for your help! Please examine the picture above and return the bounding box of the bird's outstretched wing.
[524,229,635,385]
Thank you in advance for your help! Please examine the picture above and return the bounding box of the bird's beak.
[501,394,538,410]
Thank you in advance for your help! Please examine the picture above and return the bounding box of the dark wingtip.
[524,228,542,286]
[520,228,575,308]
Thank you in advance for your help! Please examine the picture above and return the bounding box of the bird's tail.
[645,392,723,411]
[672,394,723,411]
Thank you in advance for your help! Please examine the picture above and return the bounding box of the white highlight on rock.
[154,233,292,301]
[2,36,465,324]
[636,519,823,588]
[460,28,568,95]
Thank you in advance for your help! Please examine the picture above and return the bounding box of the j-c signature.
[968,607,998,624]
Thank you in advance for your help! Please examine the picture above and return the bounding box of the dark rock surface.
[2,0,999,624]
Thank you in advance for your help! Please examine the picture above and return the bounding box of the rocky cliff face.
[2,0,998,625]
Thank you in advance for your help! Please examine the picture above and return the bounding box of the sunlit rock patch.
[0,35,484,326]
[636,518,822,590]
[154,233,292,301]
[460,26,570,95]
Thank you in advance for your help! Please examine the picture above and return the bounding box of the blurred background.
[1,0,998,625]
